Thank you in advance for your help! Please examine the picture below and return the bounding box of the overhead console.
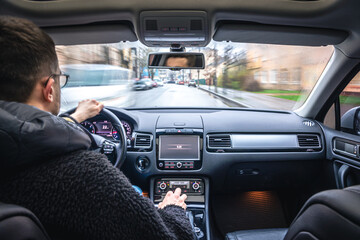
[156,114,203,170]
[139,11,209,47]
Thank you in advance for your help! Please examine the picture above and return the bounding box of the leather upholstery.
[0,203,50,240]
[226,228,287,240]
[284,185,360,240]
[226,185,360,240]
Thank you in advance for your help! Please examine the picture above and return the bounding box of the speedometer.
[112,121,132,140]
[81,121,96,134]
[121,120,132,139]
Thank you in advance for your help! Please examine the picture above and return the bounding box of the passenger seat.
[0,202,50,240]
[226,185,360,240]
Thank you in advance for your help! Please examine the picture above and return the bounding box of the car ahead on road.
[133,78,153,90]
[151,79,158,88]
[3,1,360,240]
[142,79,153,89]
[188,80,196,87]
[132,79,149,90]
[155,78,164,87]
[167,79,176,84]
[178,80,185,85]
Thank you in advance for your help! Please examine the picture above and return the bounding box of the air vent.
[135,133,153,148]
[297,135,320,148]
[145,20,158,31]
[190,20,202,31]
[208,135,232,148]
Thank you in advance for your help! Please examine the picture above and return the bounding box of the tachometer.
[81,121,96,134]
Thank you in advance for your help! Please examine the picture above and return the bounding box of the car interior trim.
[43,21,137,45]
[214,21,348,46]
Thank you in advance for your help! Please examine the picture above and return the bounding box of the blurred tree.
[102,46,111,64]
[137,46,159,79]
[203,45,220,91]
[221,45,249,92]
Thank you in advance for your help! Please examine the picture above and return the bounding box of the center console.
[156,129,203,170]
[153,178,204,202]
[152,115,209,239]
[150,177,210,240]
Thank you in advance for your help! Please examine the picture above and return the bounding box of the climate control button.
[159,182,167,190]
[192,182,200,190]
[176,162,182,168]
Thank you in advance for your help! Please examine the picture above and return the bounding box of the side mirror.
[148,52,205,70]
[341,107,360,135]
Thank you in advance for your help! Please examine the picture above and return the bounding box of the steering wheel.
[64,107,127,168]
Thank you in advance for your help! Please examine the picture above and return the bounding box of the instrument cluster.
[81,120,132,140]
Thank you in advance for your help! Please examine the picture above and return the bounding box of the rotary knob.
[159,182,167,190]
[192,182,200,191]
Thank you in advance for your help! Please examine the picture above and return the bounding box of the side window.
[340,72,360,117]
[323,71,360,132]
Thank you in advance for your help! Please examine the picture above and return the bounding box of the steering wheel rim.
[99,108,127,167]
[63,107,127,168]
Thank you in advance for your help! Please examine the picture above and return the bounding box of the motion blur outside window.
[57,41,334,112]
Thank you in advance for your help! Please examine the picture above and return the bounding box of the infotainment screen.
[159,135,200,160]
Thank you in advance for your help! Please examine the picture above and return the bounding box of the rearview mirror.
[148,52,205,70]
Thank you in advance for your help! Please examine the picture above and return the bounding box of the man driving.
[0,16,194,240]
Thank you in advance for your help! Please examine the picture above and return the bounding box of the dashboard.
[81,107,326,195]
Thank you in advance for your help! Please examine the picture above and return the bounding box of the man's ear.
[42,78,55,103]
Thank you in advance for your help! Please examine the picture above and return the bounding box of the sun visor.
[213,22,348,46]
[43,22,138,45]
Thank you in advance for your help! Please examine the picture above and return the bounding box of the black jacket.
[0,101,194,240]
[0,100,91,173]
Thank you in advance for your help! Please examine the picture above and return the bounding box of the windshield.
[57,41,333,112]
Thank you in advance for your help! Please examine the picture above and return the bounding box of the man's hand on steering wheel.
[71,99,104,123]
[62,100,127,168]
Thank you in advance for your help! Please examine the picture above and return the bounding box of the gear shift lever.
[186,210,204,239]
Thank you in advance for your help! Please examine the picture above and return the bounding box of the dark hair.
[0,16,58,102]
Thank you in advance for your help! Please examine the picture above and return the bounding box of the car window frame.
[317,64,360,131]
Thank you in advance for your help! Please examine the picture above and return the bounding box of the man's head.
[165,56,189,68]
[0,16,61,115]
[165,55,196,68]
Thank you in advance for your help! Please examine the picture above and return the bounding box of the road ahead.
[61,83,229,112]
[61,83,295,112]
[124,84,229,108]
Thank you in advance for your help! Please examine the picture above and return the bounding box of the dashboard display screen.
[94,121,113,138]
[170,181,190,189]
[159,135,200,160]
